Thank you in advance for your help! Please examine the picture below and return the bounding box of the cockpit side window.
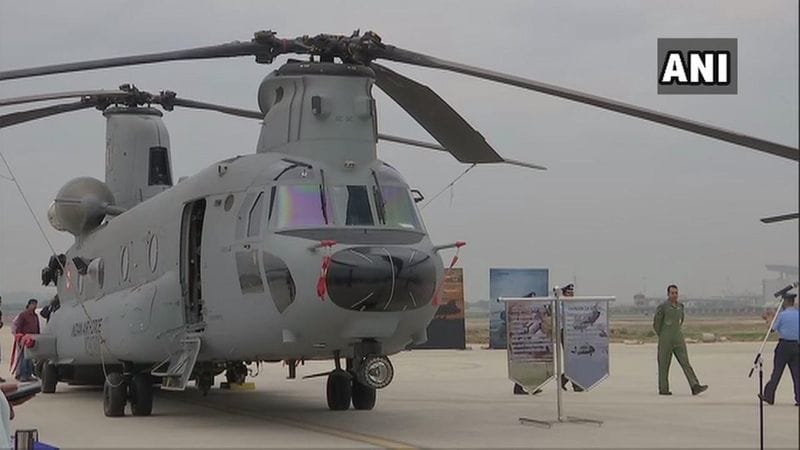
[247,192,265,237]
[371,166,423,230]
[380,185,422,230]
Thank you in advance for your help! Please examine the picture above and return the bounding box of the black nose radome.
[326,246,437,312]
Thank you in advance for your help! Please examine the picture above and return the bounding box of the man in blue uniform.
[760,293,799,406]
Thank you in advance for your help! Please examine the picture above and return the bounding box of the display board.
[489,268,549,349]
[562,300,610,390]
[412,268,466,349]
[506,298,555,392]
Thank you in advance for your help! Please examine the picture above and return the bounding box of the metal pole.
[758,357,764,450]
[749,295,784,378]
[554,290,564,422]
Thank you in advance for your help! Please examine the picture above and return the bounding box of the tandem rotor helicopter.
[0,30,797,417]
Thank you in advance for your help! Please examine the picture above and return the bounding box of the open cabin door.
[180,199,206,325]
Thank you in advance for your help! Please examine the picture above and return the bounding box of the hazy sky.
[0,0,797,303]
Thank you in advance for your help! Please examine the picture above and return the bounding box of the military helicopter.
[0,30,797,418]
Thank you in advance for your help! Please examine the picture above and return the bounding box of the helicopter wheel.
[197,374,214,396]
[351,378,376,410]
[326,370,351,411]
[103,372,127,417]
[129,373,153,416]
[225,362,247,385]
[41,362,58,394]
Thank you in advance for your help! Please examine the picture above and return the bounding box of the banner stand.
[502,292,615,428]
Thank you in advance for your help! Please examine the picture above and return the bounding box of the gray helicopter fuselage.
[41,63,444,367]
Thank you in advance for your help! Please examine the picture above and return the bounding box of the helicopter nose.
[326,246,437,312]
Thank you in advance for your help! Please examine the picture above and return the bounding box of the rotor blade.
[0,90,126,107]
[0,42,264,81]
[371,62,503,164]
[378,133,546,170]
[167,97,264,120]
[0,101,94,128]
[499,157,548,171]
[760,212,799,223]
[375,46,799,161]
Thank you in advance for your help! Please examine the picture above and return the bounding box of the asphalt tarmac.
[4,332,799,449]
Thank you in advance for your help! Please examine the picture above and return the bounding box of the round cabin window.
[224,194,235,211]
[120,246,130,281]
[97,258,105,288]
[148,234,159,272]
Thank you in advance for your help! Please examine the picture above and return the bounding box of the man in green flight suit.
[653,284,709,395]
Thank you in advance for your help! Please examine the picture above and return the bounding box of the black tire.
[103,372,127,417]
[225,363,247,385]
[41,362,58,394]
[351,379,376,410]
[326,371,351,411]
[196,375,214,396]
[130,373,153,416]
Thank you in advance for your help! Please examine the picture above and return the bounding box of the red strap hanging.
[316,240,336,300]
[316,255,332,299]
[10,333,35,373]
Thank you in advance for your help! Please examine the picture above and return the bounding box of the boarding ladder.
[151,330,203,391]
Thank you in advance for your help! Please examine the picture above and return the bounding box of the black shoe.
[758,394,774,405]
[513,383,526,395]
[572,384,584,392]
[691,384,708,395]
[560,375,568,391]
[659,391,672,395]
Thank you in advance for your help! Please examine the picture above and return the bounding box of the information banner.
[506,299,555,392]
[563,300,610,390]
[489,268,549,349]
[412,268,466,349]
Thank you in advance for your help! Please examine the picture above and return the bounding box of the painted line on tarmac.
[173,397,417,449]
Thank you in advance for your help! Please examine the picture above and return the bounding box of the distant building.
[620,293,762,315]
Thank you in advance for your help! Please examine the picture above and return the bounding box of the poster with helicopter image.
[489,268,549,349]
[562,300,611,390]
[412,268,466,349]
[505,299,555,392]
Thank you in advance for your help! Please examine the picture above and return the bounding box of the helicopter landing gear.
[41,361,58,394]
[326,370,352,410]
[102,371,155,417]
[325,353,351,410]
[103,372,127,417]
[196,373,214,396]
[130,373,154,416]
[225,361,248,385]
[355,354,394,390]
[351,378,376,410]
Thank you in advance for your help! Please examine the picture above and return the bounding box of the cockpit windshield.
[267,163,423,231]
[270,185,328,228]
[332,185,375,226]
